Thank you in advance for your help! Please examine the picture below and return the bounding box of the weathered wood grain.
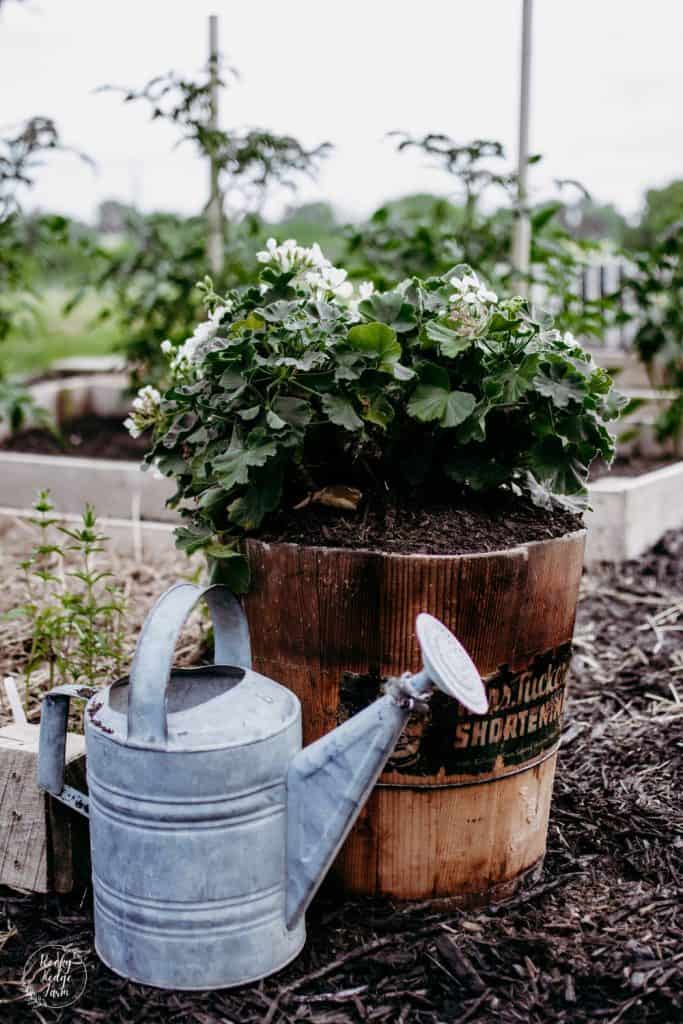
[0,723,87,893]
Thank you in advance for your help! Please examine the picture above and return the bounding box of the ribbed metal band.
[376,742,560,790]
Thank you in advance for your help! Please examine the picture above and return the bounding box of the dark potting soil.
[259,490,583,555]
[0,415,150,461]
[1,529,681,1023]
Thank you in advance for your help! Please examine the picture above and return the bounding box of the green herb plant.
[137,240,625,592]
[8,491,127,711]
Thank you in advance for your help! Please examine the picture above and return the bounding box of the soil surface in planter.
[260,489,582,555]
[1,414,150,461]
[0,527,680,1023]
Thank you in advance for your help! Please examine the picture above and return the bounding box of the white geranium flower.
[256,237,355,304]
[125,386,162,438]
[123,416,141,439]
[447,269,498,338]
[358,281,375,301]
[160,339,174,356]
[169,303,232,375]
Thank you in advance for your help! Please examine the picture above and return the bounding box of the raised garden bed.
[585,458,683,564]
[0,377,175,522]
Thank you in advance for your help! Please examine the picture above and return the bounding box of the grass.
[2,287,122,376]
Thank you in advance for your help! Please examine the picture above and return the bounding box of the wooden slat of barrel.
[245,530,585,900]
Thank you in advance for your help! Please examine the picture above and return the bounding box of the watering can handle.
[127,583,251,749]
[38,683,93,815]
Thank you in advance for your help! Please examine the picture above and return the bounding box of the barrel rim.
[246,526,586,563]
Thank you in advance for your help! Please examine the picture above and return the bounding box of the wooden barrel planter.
[243,529,586,903]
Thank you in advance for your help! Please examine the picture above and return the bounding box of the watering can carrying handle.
[38,683,93,813]
[126,583,251,749]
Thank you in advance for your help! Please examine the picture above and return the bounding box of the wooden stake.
[511,0,534,295]
[206,14,224,276]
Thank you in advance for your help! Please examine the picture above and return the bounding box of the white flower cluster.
[449,271,498,307]
[162,303,232,375]
[447,271,498,337]
[124,385,162,438]
[256,237,354,301]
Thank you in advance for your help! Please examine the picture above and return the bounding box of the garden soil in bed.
[0,523,681,1022]
[0,415,150,461]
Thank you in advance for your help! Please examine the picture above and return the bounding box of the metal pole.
[511,0,533,295]
[206,14,224,276]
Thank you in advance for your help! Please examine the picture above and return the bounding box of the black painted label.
[340,644,572,777]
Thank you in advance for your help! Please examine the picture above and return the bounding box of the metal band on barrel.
[376,742,560,790]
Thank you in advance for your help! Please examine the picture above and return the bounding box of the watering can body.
[38,582,488,990]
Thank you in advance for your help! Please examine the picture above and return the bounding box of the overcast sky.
[2,0,681,223]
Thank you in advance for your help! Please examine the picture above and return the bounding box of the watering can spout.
[285,613,489,929]
[285,687,412,929]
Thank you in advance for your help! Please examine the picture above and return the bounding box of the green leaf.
[198,486,226,510]
[321,394,363,431]
[441,390,477,428]
[424,319,474,358]
[391,362,416,381]
[347,322,401,371]
[271,396,312,429]
[487,354,539,403]
[407,363,475,427]
[456,402,489,443]
[407,385,448,423]
[239,405,261,421]
[213,436,278,490]
[266,410,286,430]
[175,523,214,555]
[362,394,394,429]
[535,363,587,408]
[207,550,251,594]
[359,291,417,333]
[528,436,588,496]
[228,464,283,531]
[231,312,265,332]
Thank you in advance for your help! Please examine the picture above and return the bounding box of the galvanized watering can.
[38,582,488,990]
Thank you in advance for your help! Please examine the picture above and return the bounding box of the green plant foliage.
[0,117,91,349]
[619,223,683,448]
[89,61,331,384]
[345,134,618,341]
[137,242,624,592]
[6,491,127,707]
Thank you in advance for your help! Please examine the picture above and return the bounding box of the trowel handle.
[127,583,252,749]
[38,684,92,817]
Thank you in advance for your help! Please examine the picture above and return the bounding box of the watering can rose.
[129,240,626,591]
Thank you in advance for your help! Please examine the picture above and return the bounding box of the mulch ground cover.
[0,524,681,1023]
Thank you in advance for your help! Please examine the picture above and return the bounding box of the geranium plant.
[134,240,624,591]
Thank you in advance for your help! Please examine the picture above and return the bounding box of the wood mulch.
[0,521,681,1023]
